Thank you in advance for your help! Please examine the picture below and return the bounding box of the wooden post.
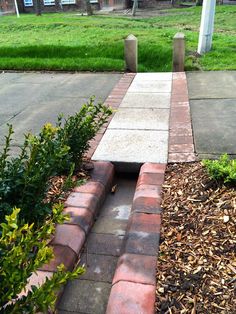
[124,34,138,73]
[172,32,185,72]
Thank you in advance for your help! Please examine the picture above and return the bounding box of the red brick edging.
[23,73,136,292]
[169,72,196,163]
[25,162,114,290]
[106,163,166,314]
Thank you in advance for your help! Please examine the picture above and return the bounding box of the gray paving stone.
[58,280,111,314]
[120,92,170,109]
[0,72,121,145]
[46,73,122,99]
[100,176,135,219]
[190,99,236,155]
[0,98,88,145]
[187,71,236,99]
[86,233,124,256]
[134,72,172,81]
[13,72,72,84]
[108,108,169,130]
[92,129,168,164]
[128,80,171,93]
[79,254,118,283]
[0,72,24,84]
[92,217,127,236]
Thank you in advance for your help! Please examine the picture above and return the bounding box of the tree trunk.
[35,0,42,15]
[85,0,93,15]
[132,0,138,16]
[55,0,63,11]
[196,0,203,6]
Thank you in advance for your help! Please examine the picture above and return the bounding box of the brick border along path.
[22,73,136,298]
[169,72,196,163]
[106,163,166,314]
[23,72,197,312]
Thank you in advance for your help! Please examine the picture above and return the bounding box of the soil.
[156,162,236,314]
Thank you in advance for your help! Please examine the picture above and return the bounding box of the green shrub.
[0,204,85,313]
[202,153,236,184]
[0,98,112,224]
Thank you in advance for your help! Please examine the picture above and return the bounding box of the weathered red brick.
[168,152,197,163]
[170,108,191,124]
[65,192,99,214]
[173,72,186,80]
[171,101,189,107]
[137,172,165,187]
[140,163,166,175]
[169,135,193,145]
[40,245,77,272]
[132,195,162,215]
[90,161,114,192]
[112,253,157,286]
[74,181,105,202]
[133,186,162,200]
[51,224,85,255]
[172,80,188,94]
[127,213,161,234]
[169,143,195,153]
[123,231,160,256]
[63,207,94,234]
[19,271,53,298]
[106,281,155,314]
[171,93,189,102]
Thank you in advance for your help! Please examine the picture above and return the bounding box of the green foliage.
[0,204,85,313]
[0,99,112,224]
[57,97,112,168]
[0,6,235,71]
[203,154,236,184]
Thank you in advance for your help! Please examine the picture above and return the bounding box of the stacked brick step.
[106,163,166,314]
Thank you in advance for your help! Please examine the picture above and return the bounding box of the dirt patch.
[156,162,236,313]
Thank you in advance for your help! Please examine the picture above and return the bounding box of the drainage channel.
[57,173,137,314]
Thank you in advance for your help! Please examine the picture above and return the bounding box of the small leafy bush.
[203,153,236,184]
[0,203,85,313]
[0,98,112,224]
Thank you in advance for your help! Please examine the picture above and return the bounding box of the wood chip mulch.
[156,162,236,314]
[45,161,92,204]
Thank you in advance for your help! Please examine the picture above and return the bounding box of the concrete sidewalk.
[0,72,122,151]
[187,71,236,159]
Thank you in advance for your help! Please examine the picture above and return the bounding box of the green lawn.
[0,6,235,72]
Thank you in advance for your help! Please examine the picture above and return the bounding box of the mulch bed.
[46,161,92,204]
[156,162,236,314]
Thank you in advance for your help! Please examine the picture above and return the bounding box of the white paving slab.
[133,72,172,81]
[92,72,172,169]
[92,129,168,164]
[128,80,172,93]
[120,92,171,109]
[108,108,169,130]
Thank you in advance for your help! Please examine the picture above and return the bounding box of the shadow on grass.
[0,44,173,72]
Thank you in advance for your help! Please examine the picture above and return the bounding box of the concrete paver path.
[92,73,172,168]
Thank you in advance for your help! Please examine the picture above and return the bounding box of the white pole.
[197,0,216,55]
[14,0,20,18]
